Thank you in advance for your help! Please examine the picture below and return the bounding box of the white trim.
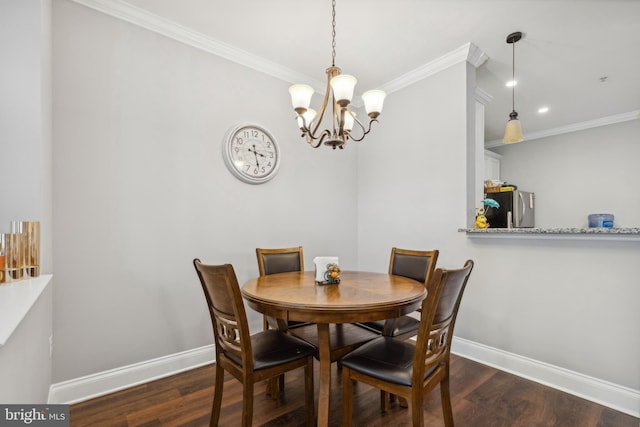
[69,0,324,91]
[46,337,639,417]
[48,345,215,404]
[380,43,488,94]
[452,336,640,418]
[71,0,637,144]
[70,0,487,97]
[475,87,493,105]
[485,110,640,148]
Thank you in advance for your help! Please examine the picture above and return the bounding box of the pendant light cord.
[511,39,515,112]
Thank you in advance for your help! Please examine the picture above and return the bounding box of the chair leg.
[304,357,315,427]
[266,377,279,399]
[241,379,254,427]
[440,376,454,427]
[380,390,389,412]
[210,363,225,427]
[279,373,285,395]
[342,366,354,427]
[411,391,425,427]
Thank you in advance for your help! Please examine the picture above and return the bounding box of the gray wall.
[0,0,52,271]
[51,1,358,382]
[0,0,52,404]
[492,119,640,228]
[356,59,640,393]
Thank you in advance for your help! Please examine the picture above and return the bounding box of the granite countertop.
[460,227,640,234]
[459,227,640,240]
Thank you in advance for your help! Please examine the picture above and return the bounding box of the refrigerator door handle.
[518,192,525,225]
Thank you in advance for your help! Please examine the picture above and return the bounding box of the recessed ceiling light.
[538,106,549,114]
[505,80,517,87]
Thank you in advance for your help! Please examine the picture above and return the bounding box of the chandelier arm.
[308,136,324,148]
[301,127,332,147]
[348,118,378,142]
[308,87,333,139]
[314,129,333,147]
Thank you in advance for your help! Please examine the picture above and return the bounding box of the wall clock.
[222,123,280,184]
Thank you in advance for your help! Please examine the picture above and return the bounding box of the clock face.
[222,124,280,184]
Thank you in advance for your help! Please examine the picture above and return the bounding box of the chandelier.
[288,0,386,149]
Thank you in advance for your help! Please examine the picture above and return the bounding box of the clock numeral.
[235,136,243,145]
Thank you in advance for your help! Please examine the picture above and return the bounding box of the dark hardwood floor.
[70,354,638,427]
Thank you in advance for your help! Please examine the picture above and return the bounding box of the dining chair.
[256,246,309,330]
[255,246,311,397]
[341,260,474,427]
[357,247,439,340]
[193,259,315,427]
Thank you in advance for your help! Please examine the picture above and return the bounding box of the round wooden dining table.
[241,270,427,427]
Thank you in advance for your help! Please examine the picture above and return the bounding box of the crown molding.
[475,87,493,105]
[71,0,488,97]
[485,110,640,148]
[70,0,325,91]
[71,0,635,144]
[380,42,488,94]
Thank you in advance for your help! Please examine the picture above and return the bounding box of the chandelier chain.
[331,0,336,66]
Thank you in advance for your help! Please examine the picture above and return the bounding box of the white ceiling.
[90,0,640,145]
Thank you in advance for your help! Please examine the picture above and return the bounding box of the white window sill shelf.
[0,275,52,346]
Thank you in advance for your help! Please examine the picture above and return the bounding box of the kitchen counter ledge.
[459,227,640,241]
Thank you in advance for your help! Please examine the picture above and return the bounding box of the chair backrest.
[193,259,253,368]
[414,260,474,380]
[388,247,439,285]
[256,246,304,276]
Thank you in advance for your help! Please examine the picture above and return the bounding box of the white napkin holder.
[313,256,339,283]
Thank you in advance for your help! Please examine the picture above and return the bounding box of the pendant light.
[503,31,524,144]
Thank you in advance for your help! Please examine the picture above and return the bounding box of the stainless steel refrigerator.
[484,190,535,228]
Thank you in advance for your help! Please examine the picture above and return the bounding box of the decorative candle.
[5,232,24,280]
[0,234,5,283]
[23,221,40,277]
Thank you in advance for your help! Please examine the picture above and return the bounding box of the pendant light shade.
[503,31,524,144]
[503,112,523,144]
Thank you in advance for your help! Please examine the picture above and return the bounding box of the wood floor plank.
[70,356,639,427]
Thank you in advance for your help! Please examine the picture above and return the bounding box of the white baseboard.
[48,338,640,419]
[48,345,215,404]
[452,337,640,418]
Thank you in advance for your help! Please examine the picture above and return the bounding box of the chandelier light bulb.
[343,111,355,131]
[330,74,357,106]
[297,108,317,129]
[289,84,314,114]
[362,90,386,118]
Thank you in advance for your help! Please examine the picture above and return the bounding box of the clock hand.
[248,144,260,167]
